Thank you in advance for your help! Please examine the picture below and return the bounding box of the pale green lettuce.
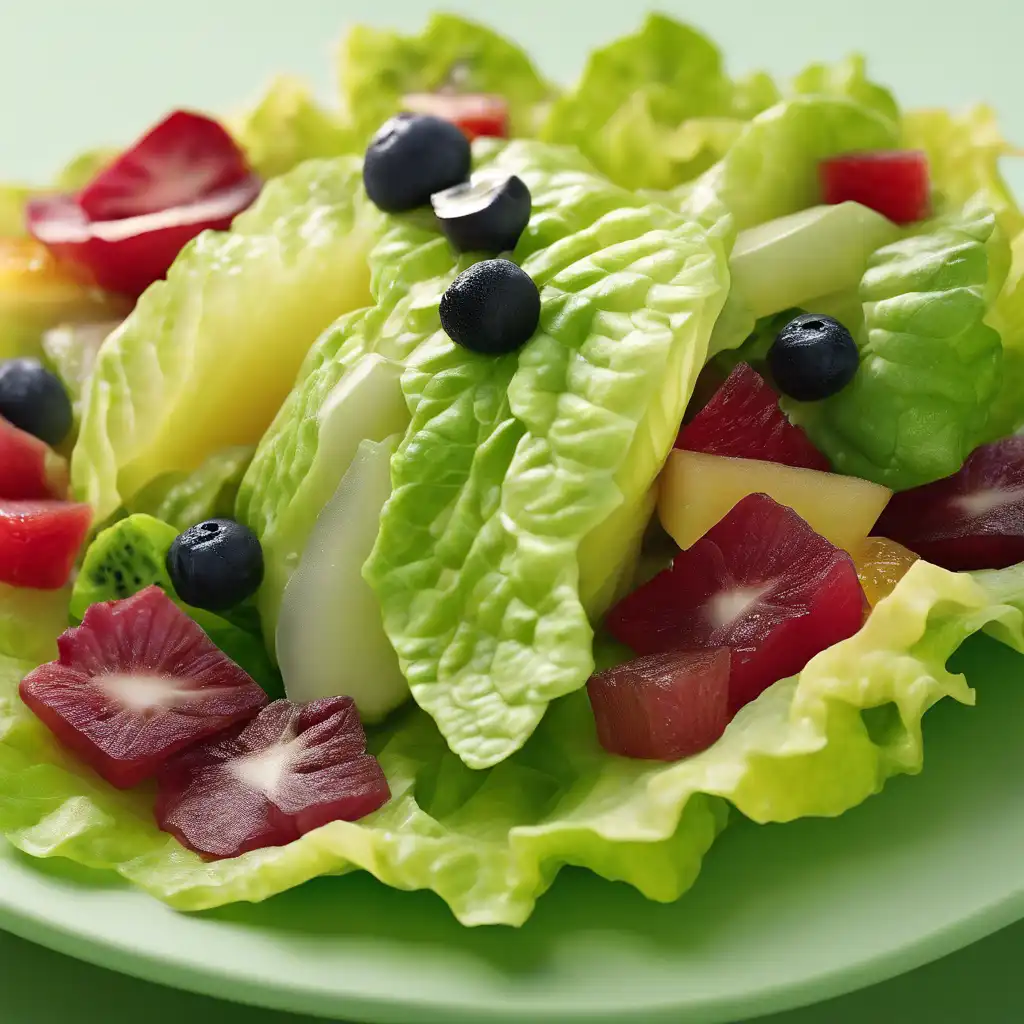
[4,559,1024,924]
[71,157,383,523]
[790,54,899,125]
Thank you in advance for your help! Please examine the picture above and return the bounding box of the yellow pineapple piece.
[852,537,919,606]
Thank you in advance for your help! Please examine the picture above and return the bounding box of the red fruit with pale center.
[19,586,267,789]
[587,647,731,761]
[820,150,930,225]
[0,499,91,589]
[606,493,867,712]
[676,363,830,471]
[873,437,1024,571]
[402,92,509,140]
[0,416,68,500]
[155,696,391,859]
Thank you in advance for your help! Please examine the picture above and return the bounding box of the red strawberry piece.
[0,499,91,589]
[587,647,731,761]
[873,437,1024,571]
[19,586,267,788]
[78,111,251,221]
[402,92,509,140]
[0,416,68,500]
[676,363,830,471]
[820,150,930,225]
[155,696,390,859]
[606,493,866,712]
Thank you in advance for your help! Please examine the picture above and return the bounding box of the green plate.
[1,635,1022,1024]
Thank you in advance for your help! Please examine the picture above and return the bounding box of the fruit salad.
[1,13,1024,929]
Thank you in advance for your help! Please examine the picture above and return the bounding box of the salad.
[1,12,1023,928]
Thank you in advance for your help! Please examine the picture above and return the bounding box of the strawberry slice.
[676,363,830,471]
[587,647,730,761]
[19,586,267,788]
[155,696,390,858]
[820,150,930,225]
[873,437,1024,570]
[606,493,866,712]
[402,92,509,140]
[78,111,251,221]
[0,417,68,500]
[0,499,91,589]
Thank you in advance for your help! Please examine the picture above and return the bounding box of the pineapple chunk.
[852,537,919,606]
[658,450,891,553]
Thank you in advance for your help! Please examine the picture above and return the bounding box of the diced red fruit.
[873,437,1024,571]
[676,363,830,471]
[78,111,251,221]
[155,696,390,859]
[820,150,930,226]
[587,647,731,761]
[607,493,867,713]
[0,499,91,589]
[19,586,267,789]
[402,92,509,140]
[0,416,68,500]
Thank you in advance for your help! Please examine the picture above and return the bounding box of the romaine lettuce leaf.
[71,156,383,523]
[791,205,1008,488]
[4,558,1024,925]
[985,230,1024,439]
[337,13,554,145]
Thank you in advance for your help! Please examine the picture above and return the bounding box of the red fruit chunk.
[78,111,251,221]
[19,586,267,789]
[0,416,68,500]
[873,437,1024,571]
[820,150,930,225]
[587,647,730,761]
[0,499,91,589]
[676,363,830,471]
[155,696,390,859]
[402,92,509,140]
[607,493,866,712]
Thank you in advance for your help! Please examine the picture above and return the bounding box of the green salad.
[1,13,1024,928]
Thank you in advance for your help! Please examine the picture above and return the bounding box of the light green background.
[1,1,1023,1021]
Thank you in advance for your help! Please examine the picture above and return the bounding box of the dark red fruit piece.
[606,493,866,712]
[676,363,830,471]
[78,111,251,221]
[873,437,1024,570]
[19,586,267,788]
[820,150,930,225]
[0,499,91,589]
[587,647,731,761]
[402,93,509,140]
[155,696,390,859]
[0,417,68,500]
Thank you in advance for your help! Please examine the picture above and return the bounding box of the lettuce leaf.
[985,232,1024,439]
[0,585,68,664]
[4,557,1024,925]
[791,205,1008,489]
[790,54,899,125]
[337,13,554,145]
[70,156,383,523]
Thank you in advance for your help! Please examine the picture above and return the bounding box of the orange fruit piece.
[853,537,919,606]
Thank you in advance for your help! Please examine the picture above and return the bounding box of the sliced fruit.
[873,437,1024,570]
[0,416,68,499]
[820,151,930,225]
[403,92,510,140]
[277,437,409,723]
[608,493,867,712]
[852,537,919,606]
[155,696,391,858]
[19,586,267,788]
[676,363,829,470]
[729,202,901,319]
[0,499,91,589]
[658,449,891,553]
[587,647,730,761]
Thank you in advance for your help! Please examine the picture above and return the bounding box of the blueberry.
[363,114,471,213]
[439,259,540,356]
[0,358,73,446]
[431,172,531,254]
[768,314,860,402]
[166,519,264,612]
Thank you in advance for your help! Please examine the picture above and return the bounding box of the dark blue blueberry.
[0,358,73,446]
[439,259,540,356]
[768,314,860,402]
[166,519,264,612]
[431,172,531,254]
[363,114,471,213]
